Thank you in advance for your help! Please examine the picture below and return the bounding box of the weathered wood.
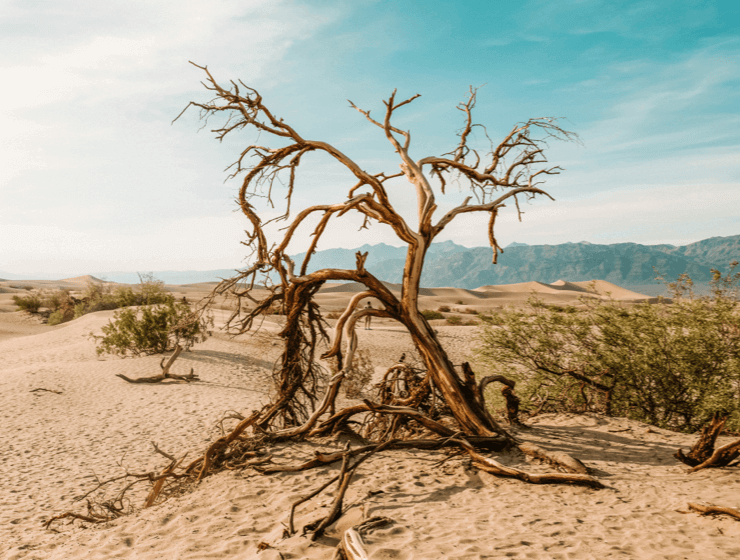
[518,442,589,475]
[456,438,603,488]
[310,444,355,540]
[181,67,575,440]
[115,345,199,384]
[689,436,740,473]
[676,414,730,467]
[340,528,369,560]
[478,370,521,425]
[288,474,340,536]
[688,502,740,520]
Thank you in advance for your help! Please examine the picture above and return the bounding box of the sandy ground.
[1,278,739,559]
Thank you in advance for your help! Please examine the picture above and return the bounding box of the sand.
[1,279,739,559]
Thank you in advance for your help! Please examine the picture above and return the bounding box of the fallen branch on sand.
[30,388,63,395]
[687,502,740,521]
[115,345,200,384]
[45,442,189,531]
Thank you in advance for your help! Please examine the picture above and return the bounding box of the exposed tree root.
[456,438,603,488]
[48,362,599,534]
[44,510,113,530]
[688,437,740,473]
[688,502,740,520]
[675,413,728,467]
[517,442,589,475]
[675,413,740,471]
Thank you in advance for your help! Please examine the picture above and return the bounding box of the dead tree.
[47,75,594,535]
[178,62,577,441]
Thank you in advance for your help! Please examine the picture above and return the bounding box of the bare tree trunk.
[400,241,502,437]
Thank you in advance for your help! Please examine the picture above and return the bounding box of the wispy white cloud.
[0,0,738,274]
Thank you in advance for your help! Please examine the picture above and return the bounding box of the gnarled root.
[688,437,740,473]
[675,413,740,470]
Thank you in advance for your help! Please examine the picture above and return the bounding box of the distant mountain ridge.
[298,234,740,295]
[1,235,737,293]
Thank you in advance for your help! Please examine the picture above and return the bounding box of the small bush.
[41,289,77,323]
[344,348,374,399]
[325,310,342,319]
[421,309,444,320]
[437,305,451,313]
[463,308,479,315]
[477,264,740,432]
[456,300,464,305]
[93,300,211,357]
[446,315,463,325]
[75,275,174,318]
[12,293,42,313]
[47,310,66,326]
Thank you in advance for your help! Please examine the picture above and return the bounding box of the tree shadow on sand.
[179,348,276,371]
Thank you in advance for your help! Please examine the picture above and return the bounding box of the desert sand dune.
[1,278,738,559]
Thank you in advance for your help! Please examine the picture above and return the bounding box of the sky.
[1,0,739,276]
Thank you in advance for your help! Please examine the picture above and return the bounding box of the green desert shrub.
[445,315,463,325]
[74,274,173,318]
[47,310,66,326]
[93,300,212,357]
[476,264,740,433]
[421,309,444,320]
[41,288,71,311]
[12,292,42,313]
[437,305,451,313]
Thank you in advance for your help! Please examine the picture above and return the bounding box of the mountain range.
[2,235,738,295]
[293,235,740,295]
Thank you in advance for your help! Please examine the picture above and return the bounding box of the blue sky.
[1,0,738,275]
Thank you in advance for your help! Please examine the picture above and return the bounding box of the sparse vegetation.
[342,347,375,399]
[421,309,444,320]
[11,274,174,326]
[93,299,212,357]
[446,315,478,326]
[12,292,42,313]
[437,305,451,313]
[477,264,740,432]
